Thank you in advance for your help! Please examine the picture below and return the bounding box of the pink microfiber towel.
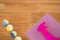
[25,13,60,40]
[38,22,60,40]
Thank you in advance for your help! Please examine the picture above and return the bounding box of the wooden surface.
[0,0,60,40]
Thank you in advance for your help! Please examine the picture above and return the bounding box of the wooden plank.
[0,3,60,13]
[0,0,60,3]
[0,3,5,10]
[0,36,13,40]
[37,4,60,13]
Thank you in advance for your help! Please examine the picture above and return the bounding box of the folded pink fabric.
[25,13,60,40]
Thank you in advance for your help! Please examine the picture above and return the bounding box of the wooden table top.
[0,0,60,40]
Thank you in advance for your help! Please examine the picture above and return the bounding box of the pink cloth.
[38,22,60,40]
[25,13,60,40]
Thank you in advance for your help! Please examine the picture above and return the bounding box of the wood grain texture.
[0,0,60,40]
